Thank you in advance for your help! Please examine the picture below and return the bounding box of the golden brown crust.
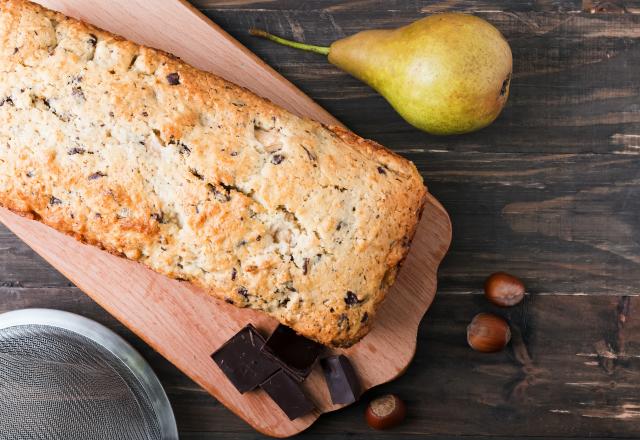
[0,0,427,346]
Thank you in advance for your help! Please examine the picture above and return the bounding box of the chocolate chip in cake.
[231,267,237,280]
[208,184,231,202]
[67,147,87,156]
[178,142,191,155]
[271,154,285,165]
[49,196,62,205]
[71,86,85,101]
[301,145,316,162]
[237,286,249,298]
[150,213,165,223]
[88,171,106,180]
[166,72,180,85]
[377,166,387,175]
[189,168,204,180]
[302,258,310,275]
[344,291,361,306]
[87,34,97,46]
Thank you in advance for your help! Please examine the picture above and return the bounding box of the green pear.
[251,14,512,135]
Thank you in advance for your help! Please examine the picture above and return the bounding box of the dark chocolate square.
[211,324,280,394]
[320,355,361,405]
[261,324,324,381]
[260,370,315,420]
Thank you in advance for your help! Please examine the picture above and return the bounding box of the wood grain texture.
[0,0,639,438]
[0,0,450,437]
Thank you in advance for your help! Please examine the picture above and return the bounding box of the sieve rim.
[0,308,178,440]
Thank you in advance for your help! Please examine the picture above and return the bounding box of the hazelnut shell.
[365,394,406,430]
[484,272,525,307]
[467,313,511,353]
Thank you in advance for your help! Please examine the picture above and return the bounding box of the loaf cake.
[0,0,426,347]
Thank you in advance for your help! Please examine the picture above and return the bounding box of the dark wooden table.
[2,0,640,438]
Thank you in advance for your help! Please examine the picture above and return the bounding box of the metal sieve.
[0,309,178,440]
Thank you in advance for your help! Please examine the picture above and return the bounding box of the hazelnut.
[467,313,511,353]
[484,272,525,307]
[365,394,406,430]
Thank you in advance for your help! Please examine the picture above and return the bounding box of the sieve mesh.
[0,324,162,440]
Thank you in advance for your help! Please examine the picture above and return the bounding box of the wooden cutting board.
[0,0,452,437]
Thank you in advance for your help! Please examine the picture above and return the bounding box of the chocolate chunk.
[261,324,324,381]
[260,370,315,420]
[377,166,387,175]
[87,34,97,46]
[166,72,180,85]
[271,154,285,165]
[211,325,279,394]
[320,355,361,405]
[49,196,62,206]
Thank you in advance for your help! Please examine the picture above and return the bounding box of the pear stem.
[249,28,330,56]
